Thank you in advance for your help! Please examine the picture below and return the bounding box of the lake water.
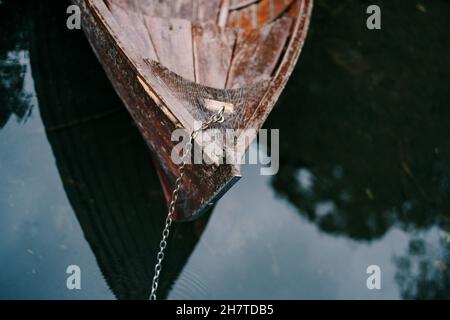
[1,0,449,299]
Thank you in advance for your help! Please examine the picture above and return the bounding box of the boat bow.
[73,0,313,220]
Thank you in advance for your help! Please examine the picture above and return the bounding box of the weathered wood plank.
[197,0,222,22]
[108,3,158,61]
[144,17,195,81]
[269,0,295,24]
[287,0,302,17]
[174,0,195,20]
[130,0,157,15]
[257,0,271,25]
[227,9,240,28]
[226,16,293,88]
[128,11,159,60]
[218,0,232,27]
[108,0,222,22]
[228,0,294,28]
[192,24,236,88]
[104,0,129,9]
[230,0,261,10]
[136,0,197,20]
[239,3,256,29]
[139,0,171,18]
[107,2,143,51]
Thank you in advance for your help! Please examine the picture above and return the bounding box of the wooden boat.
[73,0,313,221]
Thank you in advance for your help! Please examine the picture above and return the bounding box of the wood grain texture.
[144,17,195,81]
[108,3,158,61]
[239,3,257,29]
[197,0,222,22]
[132,0,165,17]
[287,0,302,17]
[230,0,261,10]
[193,24,236,89]
[106,0,222,22]
[107,3,142,52]
[126,11,159,60]
[175,0,195,20]
[228,0,294,28]
[227,16,293,88]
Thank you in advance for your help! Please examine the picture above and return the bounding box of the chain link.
[149,106,225,300]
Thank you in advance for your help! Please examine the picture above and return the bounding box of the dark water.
[1,0,450,299]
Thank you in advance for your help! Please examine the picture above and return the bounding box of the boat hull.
[74,0,243,220]
[73,0,312,221]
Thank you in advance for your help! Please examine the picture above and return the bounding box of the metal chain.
[149,106,225,300]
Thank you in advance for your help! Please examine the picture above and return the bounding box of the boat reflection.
[28,0,210,299]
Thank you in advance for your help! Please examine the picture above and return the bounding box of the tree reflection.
[395,234,450,299]
[266,0,450,298]
[0,0,33,128]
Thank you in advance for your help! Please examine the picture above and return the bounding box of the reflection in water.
[1,0,450,299]
[395,231,450,299]
[0,0,33,128]
[266,0,450,298]
[27,0,209,299]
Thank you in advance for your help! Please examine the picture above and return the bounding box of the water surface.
[1,0,449,299]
